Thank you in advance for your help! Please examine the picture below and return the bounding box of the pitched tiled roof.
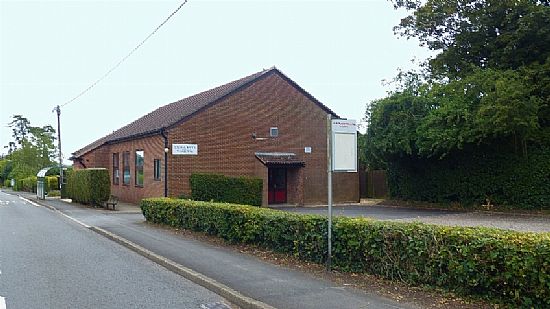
[72,67,337,158]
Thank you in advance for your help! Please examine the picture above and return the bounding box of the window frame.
[122,151,131,185]
[112,153,120,185]
[270,127,279,137]
[153,159,161,181]
[135,149,144,187]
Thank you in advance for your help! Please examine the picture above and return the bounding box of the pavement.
[2,189,420,309]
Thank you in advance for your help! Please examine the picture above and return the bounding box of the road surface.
[0,191,230,309]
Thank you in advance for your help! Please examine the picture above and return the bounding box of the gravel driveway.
[275,205,550,233]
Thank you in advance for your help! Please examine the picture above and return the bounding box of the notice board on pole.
[332,119,357,172]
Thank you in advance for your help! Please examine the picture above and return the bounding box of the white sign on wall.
[172,144,198,155]
[331,119,357,172]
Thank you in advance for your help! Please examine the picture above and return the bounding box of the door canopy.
[255,152,305,167]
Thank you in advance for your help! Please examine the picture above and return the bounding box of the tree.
[392,0,550,77]
[4,115,57,180]
[365,0,549,161]
[9,115,31,147]
[415,68,540,156]
[363,1,550,207]
[391,0,550,132]
[29,125,57,168]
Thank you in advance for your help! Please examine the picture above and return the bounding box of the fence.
[366,170,388,198]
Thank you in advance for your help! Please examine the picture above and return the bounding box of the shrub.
[61,169,72,198]
[47,190,61,197]
[190,173,262,206]
[141,198,550,307]
[45,176,59,192]
[66,168,110,206]
[387,145,550,209]
[4,179,11,188]
[16,176,37,192]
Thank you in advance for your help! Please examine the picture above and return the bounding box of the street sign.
[331,119,357,172]
[326,117,358,271]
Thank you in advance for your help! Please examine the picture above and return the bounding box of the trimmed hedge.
[141,198,550,307]
[66,168,110,205]
[387,145,550,209]
[61,169,72,199]
[15,176,37,192]
[13,176,58,193]
[46,176,59,192]
[47,190,61,197]
[190,173,262,206]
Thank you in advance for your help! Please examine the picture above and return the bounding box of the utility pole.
[54,105,63,193]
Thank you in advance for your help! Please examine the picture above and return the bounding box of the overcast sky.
[0,0,432,162]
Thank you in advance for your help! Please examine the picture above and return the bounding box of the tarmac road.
[5,190,418,309]
[276,205,550,232]
[0,191,231,309]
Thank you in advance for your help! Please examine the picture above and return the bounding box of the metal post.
[164,146,168,197]
[161,129,168,198]
[326,114,333,271]
[55,105,63,192]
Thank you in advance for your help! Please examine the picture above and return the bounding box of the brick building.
[71,67,359,205]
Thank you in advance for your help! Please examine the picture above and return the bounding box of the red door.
[268,168,287,204]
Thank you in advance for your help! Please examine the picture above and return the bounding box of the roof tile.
[72,67,337,158]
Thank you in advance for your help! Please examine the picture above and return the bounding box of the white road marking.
[17,196,91,228]
[18,196,39,207]
[0,296,6,309]
[57,211,91,229]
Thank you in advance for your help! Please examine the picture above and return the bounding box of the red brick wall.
[73,72,359,205]
[74,146,110,170]
[72,135,164,204]
[167,72,359,205]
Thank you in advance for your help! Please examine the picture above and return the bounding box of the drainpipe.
[160,129,169,197]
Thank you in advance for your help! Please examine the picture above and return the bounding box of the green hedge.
[61,169,72,198]
[190,173,263,206]
[12,176,58,193]
[3,179,9,188]
[387,146,550,209]
[47,190,61,197]
[141,198,550,307]
[66,168,110,205]
[45,176,59,192]
[15,176,37,192]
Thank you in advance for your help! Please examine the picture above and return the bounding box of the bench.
[104,195,118,210]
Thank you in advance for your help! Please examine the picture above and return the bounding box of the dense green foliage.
[61,169,72,198]
[1,115,58,186]
[189,173,263,206]
[141,198,550,307]
[388,145,550,209]
[47,190,61,197]
[365,1,550,207]
[15,176,37,192]
[46,176,59,192]
[9,173,58,194]
[66,168,110,206]
[393,0,550,76]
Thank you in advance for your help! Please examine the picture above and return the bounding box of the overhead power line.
[61,0,189,108]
